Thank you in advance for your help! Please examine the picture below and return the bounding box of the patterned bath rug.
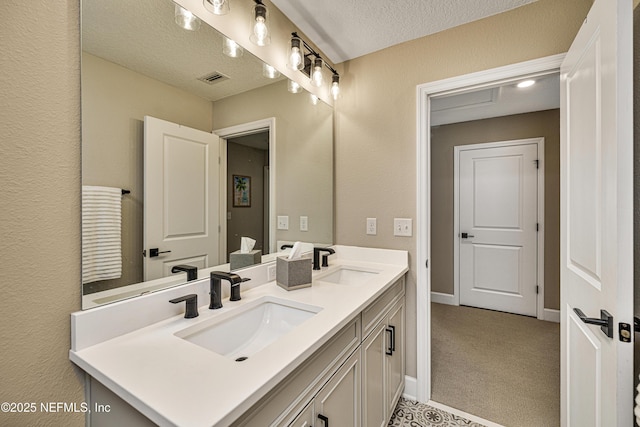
[388,398,487,427]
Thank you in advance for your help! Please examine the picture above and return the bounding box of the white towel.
[82,185,122,284]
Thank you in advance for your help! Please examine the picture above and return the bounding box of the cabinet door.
[386,300,405,415]
[288,401,314,427]
[314,350,361,427]
[362,322,387,427]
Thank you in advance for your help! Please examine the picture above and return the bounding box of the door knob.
[573,308,613,338]
[460,232,475,239]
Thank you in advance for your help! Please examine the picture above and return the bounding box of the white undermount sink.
[316,266,380,285]
[175,297,322,360]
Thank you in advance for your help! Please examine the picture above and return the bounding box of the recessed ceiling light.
[517,80,536,88]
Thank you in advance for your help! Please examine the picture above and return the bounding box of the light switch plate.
[366,218,377,235]
[277,216,289,230]
[394,218,412,237]
[300,216,308,231]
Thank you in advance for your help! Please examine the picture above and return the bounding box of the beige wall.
[634,6,640,424]
[0,1,85,426]
[334,0,593,377]
[213,80,334,246]
[82,53,213,293]
[430,110,561,310]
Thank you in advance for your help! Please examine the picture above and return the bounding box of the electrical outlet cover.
[366,218,377,235]
[277,216,289,230]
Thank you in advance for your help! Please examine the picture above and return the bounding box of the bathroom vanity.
[70,246,408,426]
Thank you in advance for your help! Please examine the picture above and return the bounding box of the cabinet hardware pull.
[386,326,394,355]
[389,325,396,352]
[318,414,329,426]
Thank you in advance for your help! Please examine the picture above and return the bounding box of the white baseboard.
[543,308,560,323]
[431,292,457,306]
[403,375,417,401]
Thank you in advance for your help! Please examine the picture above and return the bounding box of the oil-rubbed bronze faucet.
[209,271,250,309]
[171,264,198,281]
[313,247,335,270]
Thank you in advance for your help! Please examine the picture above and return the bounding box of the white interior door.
[458,141,539,317]
[560,0,633,425]
[144,116,220,281]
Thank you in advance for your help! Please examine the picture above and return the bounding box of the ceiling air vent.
[198,71,229,85]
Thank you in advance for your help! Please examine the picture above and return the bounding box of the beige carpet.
[430,303,560,427]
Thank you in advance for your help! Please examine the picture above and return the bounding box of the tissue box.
[229,249,262,270]
[276,256,312,290]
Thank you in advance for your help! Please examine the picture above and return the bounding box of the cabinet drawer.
[232,317,361,427]
[361,278,405,339]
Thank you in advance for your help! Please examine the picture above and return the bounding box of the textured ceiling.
[82,0,283,102]
[271,0,538,63]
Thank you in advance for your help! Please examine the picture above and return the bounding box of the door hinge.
[425,259,429,268]
[536,223,539,232]
[536,285,539,294]
[534,159,539,169]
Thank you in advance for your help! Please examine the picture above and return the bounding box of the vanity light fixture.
[263,63,281,79]
[223,37,244,58]
[175,5,201,31]
[287,33,341,100]
[250,0,271,46]
[517,79,536,88]
[205,0,230,15]
[288,80,303,94]
[310,94,320,105]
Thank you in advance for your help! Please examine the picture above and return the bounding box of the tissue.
[240,237,256,254]
[287,241,303,260]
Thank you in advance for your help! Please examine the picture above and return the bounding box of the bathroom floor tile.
[389,398,486,427]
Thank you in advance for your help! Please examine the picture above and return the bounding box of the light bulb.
[175,5,201,31]
[250,3,270,46]
[517,79,536,88]
[311,58,323,87]
[330,74,340,100]
[206,0,229,15]
[262,63,280,79]
[288,80,302,94]
[288,37,304,70]
[223,37,243,58]
[310,94,319,105]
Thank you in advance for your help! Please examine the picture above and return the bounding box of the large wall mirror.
[81,0,334,309]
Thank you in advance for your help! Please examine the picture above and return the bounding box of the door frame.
[214,117,277,259]
[415,54,564,402]
[453,138,545,319]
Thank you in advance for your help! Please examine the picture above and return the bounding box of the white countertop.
[70,246,408,426]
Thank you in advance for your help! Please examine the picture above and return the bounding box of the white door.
[144,116,220,281]
[560,0,633,425]
[458,141,539,316]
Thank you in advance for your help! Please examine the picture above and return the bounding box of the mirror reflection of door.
[226,131,270,262]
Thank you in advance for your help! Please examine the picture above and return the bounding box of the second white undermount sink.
[175,297,322,360]
[317,266,380,286]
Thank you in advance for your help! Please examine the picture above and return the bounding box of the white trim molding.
[430,292,457,306]
[415,54,565,404]
[543,308,560,323]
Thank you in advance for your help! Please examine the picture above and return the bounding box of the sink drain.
[235,356,248,362]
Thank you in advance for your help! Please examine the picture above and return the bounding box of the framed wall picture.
[232,175,251,207]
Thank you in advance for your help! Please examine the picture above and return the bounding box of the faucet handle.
[169,294,199,318]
